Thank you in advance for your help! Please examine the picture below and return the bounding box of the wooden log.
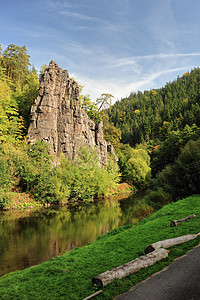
[145,233,200,254]
[92,248,168,287]
[170,214,196,227]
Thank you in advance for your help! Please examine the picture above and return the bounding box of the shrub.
[0,188,10,208]
[172,139,200,198]
[126,157,151,189]
[118,146,151,189]
[151,138,200,201]
[151,124,200,176]
[152,164,175,196]
[143,188,172,209]
[52,145,120,202]
[51,156,71,204]
[106,154,120,183]
[0,156,11,189]
[0,141,120,206]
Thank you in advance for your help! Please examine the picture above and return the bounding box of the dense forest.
[108,69,200,146]
[106,69,200,205]
[0,43,200,209]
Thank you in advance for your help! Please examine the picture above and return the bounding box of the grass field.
[0,195,199,299]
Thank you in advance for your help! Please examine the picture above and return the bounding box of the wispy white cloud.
[59,10,95,21]
[19,28,47,39]
[59,10,124,34]
[66,42,94,56]
[42,0,125,34]
[141,52,200,60]
[109,52,200,68]
[71,65,193,102]
[144,0,179,52]
[44,0,73,9]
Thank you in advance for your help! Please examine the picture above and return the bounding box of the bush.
[126,157,151,189]
[172,139,200,198]
[52,145,120,202]
[0,141,120,206]
[0,188,10,208]
[118,146,151,189]
[51,156,71,203]
[151,124,200,176]
[152,164,175,196]
[149,138,200,201]
[143,188,172,209]
[0,141,54,205]
[106,153,120,183]
[0,156,11,189]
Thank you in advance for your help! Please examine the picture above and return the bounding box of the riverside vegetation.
[0,43,200,298]
[0,195,199,299]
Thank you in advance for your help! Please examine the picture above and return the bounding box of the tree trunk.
[145,233,200,254]
[92,248,168,287]
[170,214,196,227]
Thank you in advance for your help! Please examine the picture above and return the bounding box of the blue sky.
[1,0,200,101]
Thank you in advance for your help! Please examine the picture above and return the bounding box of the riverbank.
[1,183,134,211]
[108,183,135,196]
[0,195,199,299]
[0,191,43,210]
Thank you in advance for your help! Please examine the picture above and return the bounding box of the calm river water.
[0,193,146,277]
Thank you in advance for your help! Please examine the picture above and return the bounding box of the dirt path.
[115,244,200,300]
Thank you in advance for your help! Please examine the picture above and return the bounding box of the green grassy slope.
[0,195,199,300]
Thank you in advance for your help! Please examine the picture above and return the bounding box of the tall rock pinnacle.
[27,61,114,165]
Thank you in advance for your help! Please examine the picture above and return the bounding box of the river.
[0,192,148,277]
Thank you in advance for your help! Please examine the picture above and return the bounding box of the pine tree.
[2,44,30,87]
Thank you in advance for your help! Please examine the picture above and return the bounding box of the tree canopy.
[108,68,200,147]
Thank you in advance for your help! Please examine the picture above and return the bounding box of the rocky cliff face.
[27,61,114,166]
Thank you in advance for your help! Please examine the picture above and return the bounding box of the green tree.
[14,71,39,132]
[126,157,151,189]
[151,124,200,176]
[172,139,200,198]
[96,93,114,112]
[52,145,119,201]
[151,138,200,201]
[103,114,122,153]
[79,94,103,122]
[39,64,48,78]
[118,145,151,189]
[31,64,38,76]
[0,79,23,143]
[2,44,30,86]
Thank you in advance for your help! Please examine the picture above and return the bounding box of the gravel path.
[115,244,200,300]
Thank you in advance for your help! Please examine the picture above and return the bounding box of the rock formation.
[27,61,114,166]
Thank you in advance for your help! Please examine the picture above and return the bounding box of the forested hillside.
[106,68,200,203]
[108,69,200,146]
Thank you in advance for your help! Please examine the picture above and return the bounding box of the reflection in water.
[0,193,145,277]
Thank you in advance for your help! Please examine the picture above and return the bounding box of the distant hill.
[108,68,200,146]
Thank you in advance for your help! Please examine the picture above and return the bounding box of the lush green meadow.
[0,195,199,300]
